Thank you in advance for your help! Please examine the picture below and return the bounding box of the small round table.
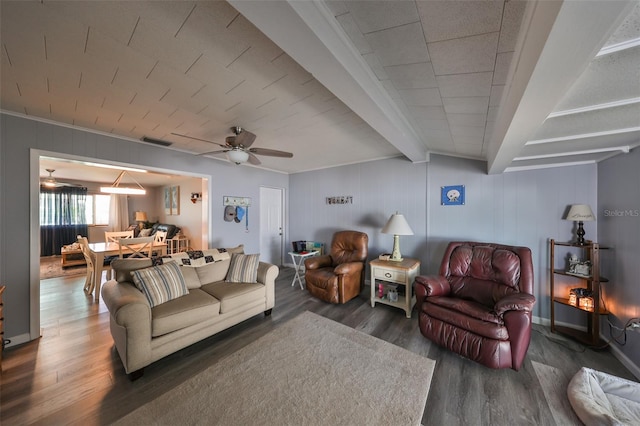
[288,251,319,289]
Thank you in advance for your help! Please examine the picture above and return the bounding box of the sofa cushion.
[201,281,265,314]
[151,289,220,337]
[196,259,231,285]
[179,264,202,289]
[111,258,153,283]
[131,262,189,308]
[139,228,152,237]
[226,253,260,283]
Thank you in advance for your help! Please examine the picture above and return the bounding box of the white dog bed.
[568,367,640,425]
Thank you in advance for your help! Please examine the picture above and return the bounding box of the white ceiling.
[1,0,638,180]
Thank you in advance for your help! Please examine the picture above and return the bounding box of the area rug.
[40,256,87,280]
[114,311,436,425]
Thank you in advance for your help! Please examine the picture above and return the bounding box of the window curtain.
[40,186,88,256]
[108,194,129,232]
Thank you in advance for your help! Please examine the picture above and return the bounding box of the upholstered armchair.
[414,241,535,370]
[304,231,369,304]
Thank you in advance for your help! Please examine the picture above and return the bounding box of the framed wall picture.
[441,185,465,206]
[171,186,180,215]
[164,186,180,215]
[164,187,172,215]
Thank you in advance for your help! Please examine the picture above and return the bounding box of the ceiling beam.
[228,0,426,163]
[487,0,636,174]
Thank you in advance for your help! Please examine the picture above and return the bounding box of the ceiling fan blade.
[172,133,227,149]
[225,136,239,147]
[234,130,256,148]
[249,147,293,158]
[198,149,229,156]
[247,152,262,165]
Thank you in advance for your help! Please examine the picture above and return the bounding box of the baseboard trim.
[529,318,640,380]
[4,332,31,348]
[605,338,640,380]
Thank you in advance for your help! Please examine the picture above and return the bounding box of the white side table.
[370,258,420,318]
[288,251,319,289]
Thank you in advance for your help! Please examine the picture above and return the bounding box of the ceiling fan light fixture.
[100,170,146,195]
[228,149,249,164]
[42,169,59,187]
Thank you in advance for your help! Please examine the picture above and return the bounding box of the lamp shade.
[565,204,595,222]
[382,213,414,235]
[228,149,249,164]
[135,211,147,222]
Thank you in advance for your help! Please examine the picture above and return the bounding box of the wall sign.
[441,185,465,206]
[326,196,353,205]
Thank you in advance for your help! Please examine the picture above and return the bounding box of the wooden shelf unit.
[549,239,610,346]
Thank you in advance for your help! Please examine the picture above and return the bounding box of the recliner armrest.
[334,261,363,275]
[304,254,332,270]
[494,293,536,316]
[414,275,451,300]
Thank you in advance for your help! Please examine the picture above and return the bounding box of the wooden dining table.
[87,241,167,299]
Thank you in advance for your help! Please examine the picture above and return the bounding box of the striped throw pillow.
[131,262,188,307]
[225,253,260,283]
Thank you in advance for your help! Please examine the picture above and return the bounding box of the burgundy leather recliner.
[304,231,368,304]
[414,241,535,370]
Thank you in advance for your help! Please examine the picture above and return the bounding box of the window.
[39,188,87,226]
[85,194,111,225]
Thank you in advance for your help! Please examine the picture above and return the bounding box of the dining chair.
[154,230,167,244]
[76,236,96,293]
[77,235,115,292]
[105,230,134,243]
[118,236,155,259]
[153,230,167,257]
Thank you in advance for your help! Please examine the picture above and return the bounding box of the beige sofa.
[101,245,278,379]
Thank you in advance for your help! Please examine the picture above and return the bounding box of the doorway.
[259,186,284,266]
[30,150,211,341]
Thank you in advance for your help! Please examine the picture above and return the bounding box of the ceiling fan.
[41,169,83,188]
[172,127,293,165]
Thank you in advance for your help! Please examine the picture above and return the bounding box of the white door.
[260,187,284,265]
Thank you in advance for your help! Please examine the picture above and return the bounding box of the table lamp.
[565,204,595,245]
[135,211,148,230]
[381,212,414,261]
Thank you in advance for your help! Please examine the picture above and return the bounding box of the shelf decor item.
[565,204,595,245]
[381,212,414,262]
[579,296,595,311]
[569,290,578,306]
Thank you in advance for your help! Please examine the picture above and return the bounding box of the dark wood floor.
[1,267,636,425]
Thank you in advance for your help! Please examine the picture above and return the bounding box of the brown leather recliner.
[414,241,535,370]
[304,231,368,304]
